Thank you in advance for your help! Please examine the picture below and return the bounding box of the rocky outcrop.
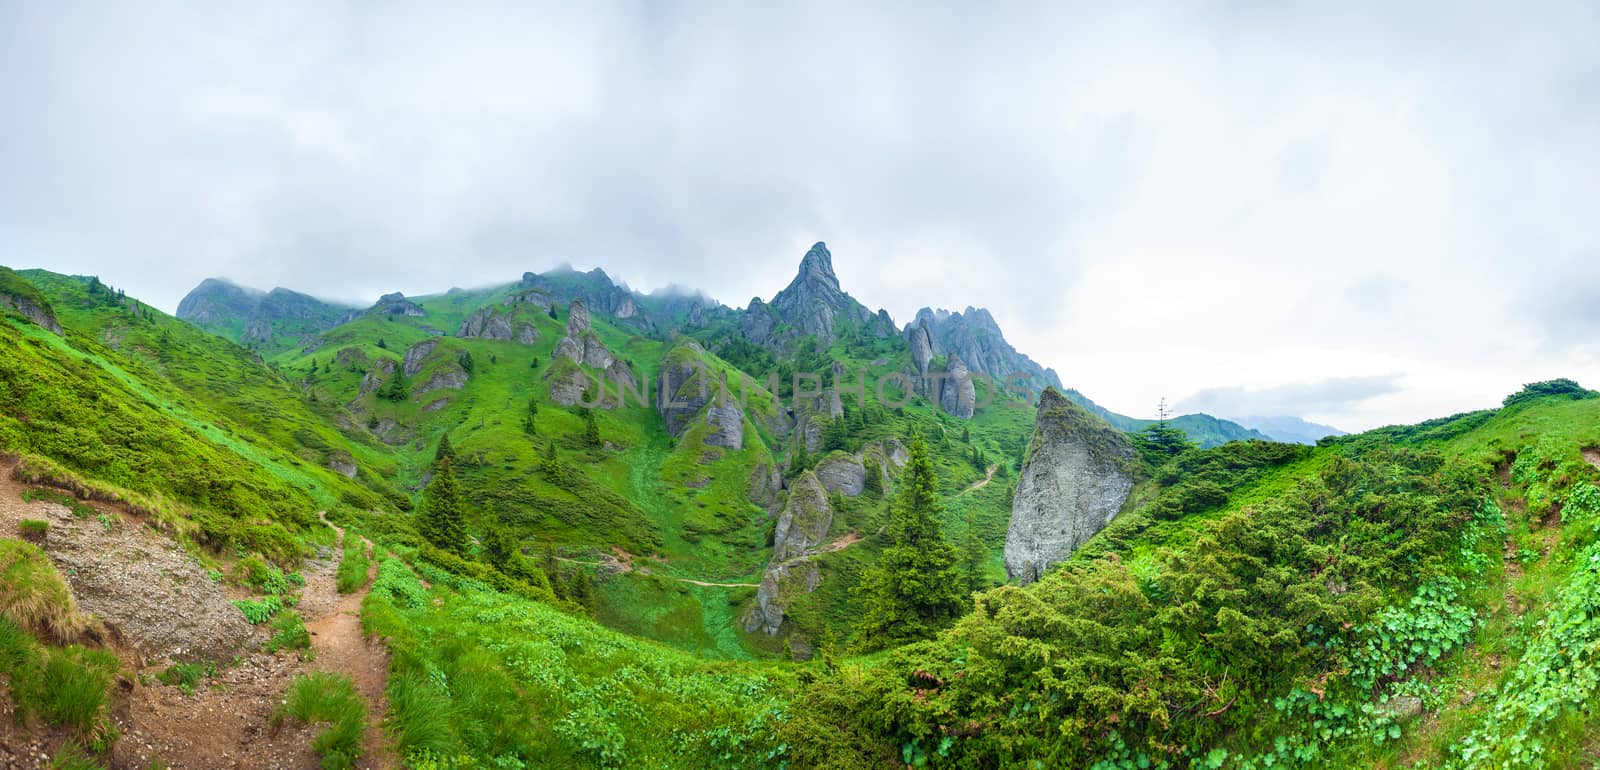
[502,287,554,309]
[519,266,657,334]
[326,454,358,479]
[937,354,977,419]
[767,242,870,346]
[553,300,616,369]
[0,273,64,335]
[657,341,714,437]
[815,454,866,497]
[359,358,397,396]
[748,463,784,514]
[374,292,426,317]
[457,307,538,343]
[907,306,1062,398]
[402,340,438,377]
[546,366,591,406]
[416,365,468,395]
[745,471,835,635]
[745,558,820,636]
[908,318,936,395]
[772,471,834,561]
[704,398,745,450]
[1003,388,1136,584]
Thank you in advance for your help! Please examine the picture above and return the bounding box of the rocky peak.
[907,305,1061,397]
[754,242,874,348]
[1003,388,1136,584]
[566,299,592,335]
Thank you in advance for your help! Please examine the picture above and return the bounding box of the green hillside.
[7,263,1600,769]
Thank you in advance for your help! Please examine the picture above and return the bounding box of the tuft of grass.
[22,488,97,519]
[156,660,217,695]
[264,610,311,655]
[0,538,97,643]
[49,740,104,770]
[277,672,367,770]
[335,540,372,594]
[19,518,50,542]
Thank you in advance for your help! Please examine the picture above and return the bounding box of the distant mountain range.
[175,242,1327,448]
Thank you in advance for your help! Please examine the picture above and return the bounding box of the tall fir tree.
[523,396,539,436]
[435,433,457,463]
[582,407,602,447]
[417,456,467,555]
[959,508,986,594]
[853,434,966,650]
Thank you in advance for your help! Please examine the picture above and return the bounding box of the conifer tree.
[435,433,456,463]
[853,434,966,650]
[417,457,467,555]
[542,441,566,483]
[523,396,539,436]
[959,509,986,594]
[863,458,884,498]
[582,407,602,447]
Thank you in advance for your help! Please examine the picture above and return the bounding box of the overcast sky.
[3,2,1598,431]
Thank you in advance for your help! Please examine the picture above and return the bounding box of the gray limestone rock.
[1003,388,1135,584]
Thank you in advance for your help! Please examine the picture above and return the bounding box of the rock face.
[457,307,538,344]
[908,318,936,395]
[519,265,657,334]
[937,354,977,419]
[907,306,1062,397]
[746,558,820,636]
[0,269,64,335]
[417,366,468,395]
[745,242,885,351]
[359,358,397,396]
[1004,388,1136,584]
[402,340,438,377]
[815,454,866,497]
[772,471,834,561]
[703,398,745,450]
[374,292,426,317]
[745,471,835,635]
[553,300,616,369]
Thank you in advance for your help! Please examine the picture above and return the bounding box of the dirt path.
[554,553,760,588]
[308,515,397,770]
[957,464,999,496]
[0,459,396,769]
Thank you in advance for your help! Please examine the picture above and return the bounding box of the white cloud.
[2,1,1598,431]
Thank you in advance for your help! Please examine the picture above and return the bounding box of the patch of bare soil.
[1584,448,1600,472]
[1,458,395,769]
[0,461,251,662]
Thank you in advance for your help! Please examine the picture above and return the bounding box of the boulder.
[772,471,834,561]
[1003,388,1135,584]
[815,454,866,497]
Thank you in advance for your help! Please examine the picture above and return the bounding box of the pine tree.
[377,338,388,350]
[434,433,457,463]
[1134,397,1195,461]
[959,509,986,594]
[582,408,602,447]
[863,459,883,498]
[961,426,971,443]
[542,441,566,483]
[377,371,409,401]
[417,457,467,555]
[522,397,539,436]
[483,527,553,593]
[853,434,966,650]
